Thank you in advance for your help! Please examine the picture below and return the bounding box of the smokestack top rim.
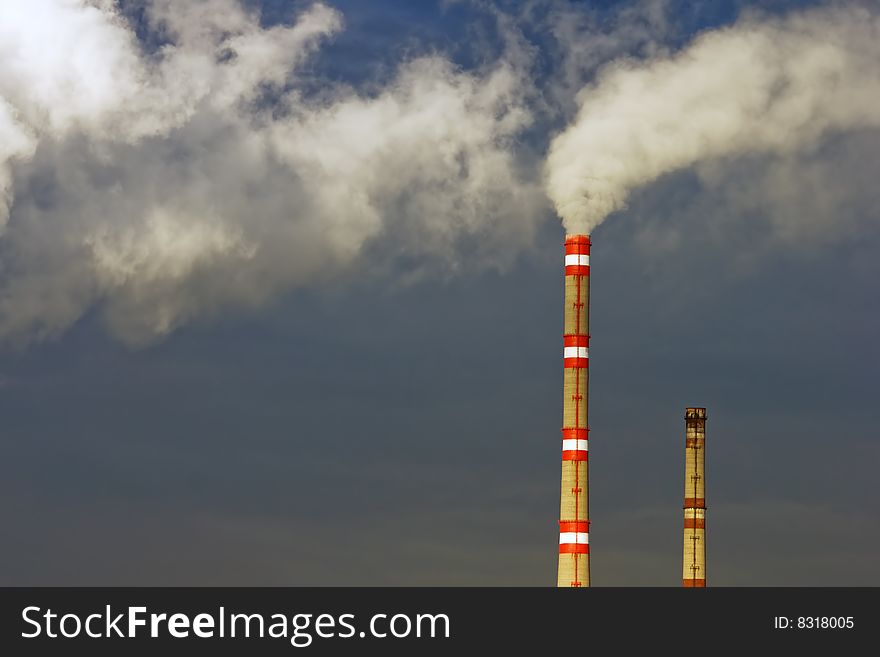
[564,234,591,246]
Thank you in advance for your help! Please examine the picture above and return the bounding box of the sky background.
[0,0,877,585]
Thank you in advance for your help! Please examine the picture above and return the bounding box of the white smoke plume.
[545,4,880,234]
[3,1,879,346]
[0,0,543,345]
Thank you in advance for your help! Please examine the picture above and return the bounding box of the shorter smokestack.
[682,407,707,587]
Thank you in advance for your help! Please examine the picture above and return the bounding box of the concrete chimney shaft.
[557,235,590,587]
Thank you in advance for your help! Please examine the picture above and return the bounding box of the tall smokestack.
[557,234,590,587]
[682,407,707,587]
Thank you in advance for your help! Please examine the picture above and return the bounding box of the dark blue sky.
[0,0,876,586]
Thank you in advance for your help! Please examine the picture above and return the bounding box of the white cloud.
[2,1,878,346]
[0,0,544,345]
[545,4,880,234]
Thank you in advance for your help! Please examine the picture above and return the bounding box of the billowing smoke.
[545,4,880,234]
[3,1,879,347]
[0,0,543,345]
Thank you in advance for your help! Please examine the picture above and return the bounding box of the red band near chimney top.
[684,518,705,529]
[559,544,590,554]
[565,238,590,258]
[559,521,589,532]
[683,497,706,508]
[563,335,590,347]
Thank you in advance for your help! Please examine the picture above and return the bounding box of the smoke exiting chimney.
[557,234,590,587]
[682,407,707,587]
